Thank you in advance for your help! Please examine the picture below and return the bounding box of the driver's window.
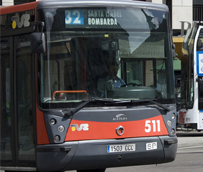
[43,59,59,98]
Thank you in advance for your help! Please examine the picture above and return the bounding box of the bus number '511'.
[145,120,161,133]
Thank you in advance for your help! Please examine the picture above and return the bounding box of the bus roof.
[0,0,168,15]
[36,0,168,11]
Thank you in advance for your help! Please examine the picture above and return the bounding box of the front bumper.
[37,136,177,171]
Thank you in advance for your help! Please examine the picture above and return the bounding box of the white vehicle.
[178,22,203,131]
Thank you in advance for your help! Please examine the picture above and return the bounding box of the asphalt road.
[105,151,203,172]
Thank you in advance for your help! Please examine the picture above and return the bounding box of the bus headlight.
[54,135,60,142]
[171,128,175,135]
[167,120,172,127]
[172,113,176,119]
[58,125,65,132]
[50,118,57,125]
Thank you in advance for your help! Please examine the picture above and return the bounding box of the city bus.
[177,21,203,131]
[0,0,177,171]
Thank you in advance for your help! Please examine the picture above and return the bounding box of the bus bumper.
[37,136,177,171]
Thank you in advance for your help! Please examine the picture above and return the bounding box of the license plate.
[146,142,157,150]
[107,144,136,153]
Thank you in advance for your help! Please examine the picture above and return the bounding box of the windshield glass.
[38,7,175,108]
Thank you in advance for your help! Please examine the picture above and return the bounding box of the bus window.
[0,38,12,162]
[16,34,35,161]
[40,33,174,102]
[179,25,197,109]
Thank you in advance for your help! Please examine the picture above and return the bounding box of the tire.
[77,169,106,172]
[5,171,30,172]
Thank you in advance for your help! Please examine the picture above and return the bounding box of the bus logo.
[11,13,30,29]
[113,114,127,121]
[70,124,89,131]
[116,126,125,136]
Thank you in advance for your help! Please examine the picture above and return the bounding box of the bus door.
[195,26,203,130]
[0,34,35,168]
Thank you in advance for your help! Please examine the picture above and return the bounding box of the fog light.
[58,125,65,132]
[172,113,176,119]
[54,135,60,142]
[171,128,175,135]
[167,120,172,127]
[50,118,56,125]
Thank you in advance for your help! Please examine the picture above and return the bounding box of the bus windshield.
[38,7,175,107]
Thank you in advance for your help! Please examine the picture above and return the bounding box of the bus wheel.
[5,171,41,172]
[5,171,31,172]
[77,169,106,172]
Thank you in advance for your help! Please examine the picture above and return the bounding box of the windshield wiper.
[62,98,170,118]
[136,99,171,112]
[62,97,114,118]
[109,99,170,112]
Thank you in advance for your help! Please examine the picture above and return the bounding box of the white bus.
[178,22,203,131]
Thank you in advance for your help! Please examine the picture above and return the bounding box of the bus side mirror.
[31,32,46,53]
[197,38,203,50]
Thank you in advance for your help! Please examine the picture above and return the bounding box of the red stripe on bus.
[65,115,168,141]
[36,105,50,145]
[0,1,39,15]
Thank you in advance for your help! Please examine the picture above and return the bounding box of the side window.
[180,27,197,108]
[0,38,12,160]
[16,35,35,160]
[197,29,203,110]
[197,29,203,51]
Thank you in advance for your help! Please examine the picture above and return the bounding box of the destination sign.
[49,7,168,31]
[65,9,122,28]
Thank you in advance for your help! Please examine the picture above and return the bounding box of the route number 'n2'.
[145,120,160,133]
